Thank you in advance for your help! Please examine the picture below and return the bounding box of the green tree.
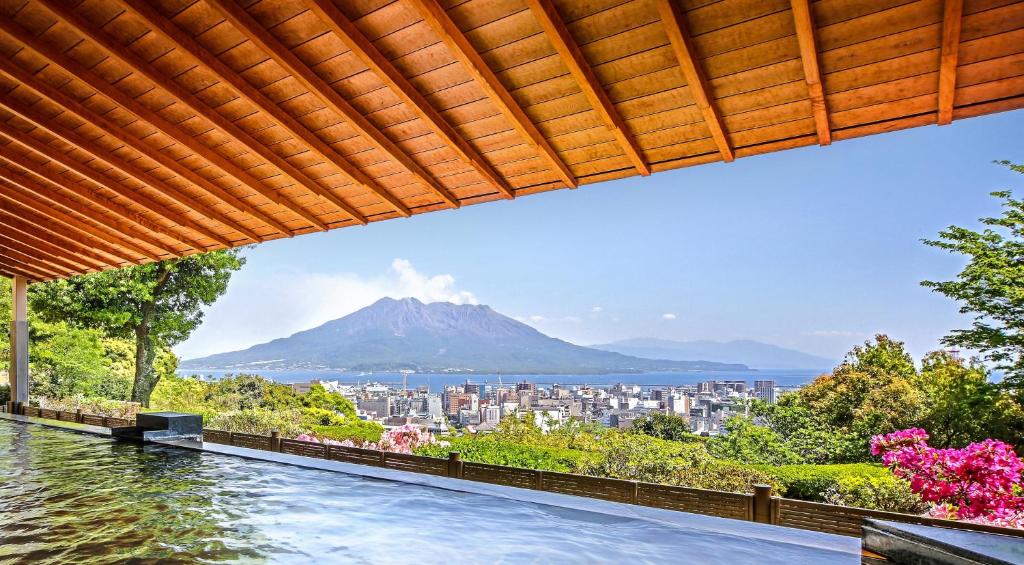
[29,250,244,405]
[922,168,1024,390]
[707,415,804,465]
[630,412,693,442]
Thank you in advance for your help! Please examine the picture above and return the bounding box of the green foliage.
[149,374,375,444]
[29,321,132,401]
[415,436,594,473]
[630,412,694,442]
[758,463,890,501]
[707,416,804,465]
[207,409,305,437]
[311,421,384,444]
[29,250,244,405]
[584,431,780,494]
[824,475,927,513]
[922,172,1024,390]
[800,335,924,456]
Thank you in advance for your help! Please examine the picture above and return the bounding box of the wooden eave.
[0,0,1020,281]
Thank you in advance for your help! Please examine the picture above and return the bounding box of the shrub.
[824,475,927,513]
[415,437,594,473]
[631,412,693,442]
[207,409,304,437]
[872,428,1024,522]
[311,421,384,445]
[37,395,141,419]
[0,384,9,405]
[707,416,804,465]
[757,463,890,501]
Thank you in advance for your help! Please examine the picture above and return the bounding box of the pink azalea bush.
[871,428,1024,526]
[296,424,446,454]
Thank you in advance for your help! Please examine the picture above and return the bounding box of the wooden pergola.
[2,0,1024,404]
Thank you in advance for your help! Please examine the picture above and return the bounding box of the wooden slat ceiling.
[0,0,1022,281]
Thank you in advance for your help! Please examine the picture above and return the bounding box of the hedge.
[755,463,890,501]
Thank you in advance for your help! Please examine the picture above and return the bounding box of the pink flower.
[872,429,1024,524]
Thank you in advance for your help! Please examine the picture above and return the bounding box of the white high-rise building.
[754,380,777,404]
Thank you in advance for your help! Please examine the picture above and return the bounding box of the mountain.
[181,298,748,374]
[590,338,835,370]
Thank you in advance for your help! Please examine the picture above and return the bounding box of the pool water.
[0,421,854,563]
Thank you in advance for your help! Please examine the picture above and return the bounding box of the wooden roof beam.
[0,20,311,235]
[304,0,516,198]
[0,211,115,270]
[0,124,220,250]
[0,141,192,254]
[0,258,49,281]
[938,0,964,125]
[525,0,650,176]
[0,243,65,279]
[407,0,578,188]
[38,0,365,226]
[0,234,84,278]
[118,0,412,218]
[790,0,831,146]
[0,98,263,244]
[0,166,176,259]
[0,177,160,262]
[207,0,460,209]
[656,0,734,162]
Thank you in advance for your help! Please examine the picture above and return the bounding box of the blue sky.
[176,110,1024,363]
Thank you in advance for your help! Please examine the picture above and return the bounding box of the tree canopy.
[923,163,1024,391]
[30,250,244,405]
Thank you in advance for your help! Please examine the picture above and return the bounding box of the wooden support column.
[8,274,28,410]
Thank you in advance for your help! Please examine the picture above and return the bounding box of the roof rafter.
[0,123,221,250]
[0,241,65,279]
[0,165,176,258]
[525,0,650,176]
[0,233,85,277]
[38,0,367,227]
[0,140,196,252]
[0,259,48,281]
[0,20,304,235]
[0,99,264,243]
[118,0,412,218]
[0,177,160,262]
[207,0,461,209]
[938,0,964,125]
[407,0,578,188]
[305,0,516,198]
[0,210,116,269]
[656,0,734,162]
[790,0,831,146]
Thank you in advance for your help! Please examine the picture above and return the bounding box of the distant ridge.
[181,298,748,374]
[591,338,835,371]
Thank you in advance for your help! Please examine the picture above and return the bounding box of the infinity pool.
[0,420,856,563]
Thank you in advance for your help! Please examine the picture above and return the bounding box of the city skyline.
[176,111,1024,362]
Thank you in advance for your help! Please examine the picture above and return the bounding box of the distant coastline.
[175,368,825,391]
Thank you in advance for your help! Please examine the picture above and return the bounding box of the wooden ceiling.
[0,0,1022,281]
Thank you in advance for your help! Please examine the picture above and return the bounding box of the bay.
[175,368,825,392]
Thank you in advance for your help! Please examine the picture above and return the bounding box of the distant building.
[516,380,537,394]
[358,397,390,420]
[754,380,777,404]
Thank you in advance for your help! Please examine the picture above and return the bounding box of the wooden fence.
[9,403,1024,541]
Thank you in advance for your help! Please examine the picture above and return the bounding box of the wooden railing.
[18,404,134,428]
[9,404,1024,540]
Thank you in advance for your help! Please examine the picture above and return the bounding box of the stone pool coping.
[1,412,860,559]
